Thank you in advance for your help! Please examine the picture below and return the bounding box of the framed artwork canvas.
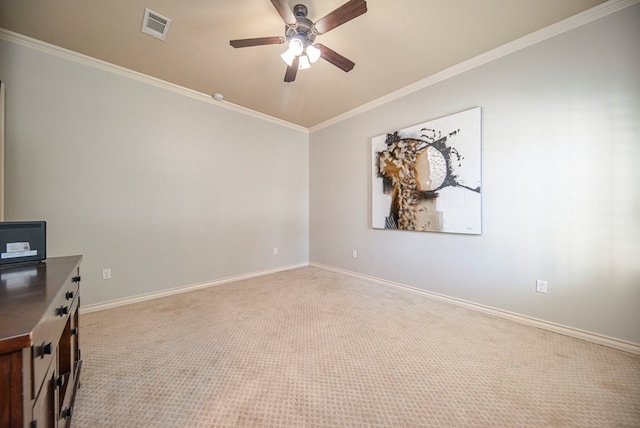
[372,107,482,234]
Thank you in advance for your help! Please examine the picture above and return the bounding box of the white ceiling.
[0,0,607,128]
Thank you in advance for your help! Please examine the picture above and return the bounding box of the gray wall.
[0,38,309,306]
[1,4,638,345]
[309,5,640,344]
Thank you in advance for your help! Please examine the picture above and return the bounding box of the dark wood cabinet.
[0,255,83,428]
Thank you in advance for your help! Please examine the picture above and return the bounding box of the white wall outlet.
[536,279,547,293]
[273,247,278,255]
[102,268,112,280]
[352,250,358,258]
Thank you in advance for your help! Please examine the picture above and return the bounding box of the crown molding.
[1,0,636,134]
[0,28,308,134]
[309,0,639,133]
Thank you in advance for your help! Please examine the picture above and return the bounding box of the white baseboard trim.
[310,262,640,355]
[80,262,309,315]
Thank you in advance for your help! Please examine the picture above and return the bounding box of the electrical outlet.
[536,279,547,293]
[273,247,278,255]
[352,250,358,258]
[102,268,112,280]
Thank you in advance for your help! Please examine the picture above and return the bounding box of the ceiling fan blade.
[316,44,355,72]
[284,57,300,82]
[270,0,297,26]
[313,0,367,35]
[230,36,285,48]
[284,56,300,82]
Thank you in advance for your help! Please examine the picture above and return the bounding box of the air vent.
[141,8,171,41]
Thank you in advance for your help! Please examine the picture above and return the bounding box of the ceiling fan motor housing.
[286,4,316,43]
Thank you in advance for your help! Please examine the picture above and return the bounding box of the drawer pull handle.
[71,327,78,335]
[61,406,73,418]
[72,275,81,283]
[57,305,69,316]
[56,375,65,388]
[65,291,75,300]
[40,342,52,358]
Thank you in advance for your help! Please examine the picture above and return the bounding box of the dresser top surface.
[0,255,83,352]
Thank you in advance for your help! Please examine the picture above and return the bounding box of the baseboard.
[80,262,309,314]
[310,262,640,356]
[81,260,639,355]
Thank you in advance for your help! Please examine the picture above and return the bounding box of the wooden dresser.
[0,255,83,428]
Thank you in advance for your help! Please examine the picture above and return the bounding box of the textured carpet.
[71,267,640,427]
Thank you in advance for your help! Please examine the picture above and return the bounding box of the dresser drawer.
[32,355,56,428]
[30,275,79,399]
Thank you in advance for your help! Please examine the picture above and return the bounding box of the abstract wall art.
[372,107,482,234]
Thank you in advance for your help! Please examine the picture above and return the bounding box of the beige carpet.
[71,267,640,427]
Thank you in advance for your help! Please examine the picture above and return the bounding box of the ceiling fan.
[230,0,367,82]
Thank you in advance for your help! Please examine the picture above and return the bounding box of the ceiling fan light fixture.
[288,38,304,56]
[306,44,321,63]
[298,54,311,70]
[280,49,296,66]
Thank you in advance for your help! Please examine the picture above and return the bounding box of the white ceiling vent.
[141,8,171,41]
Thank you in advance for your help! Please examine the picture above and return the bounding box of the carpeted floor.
[71,267,640,427]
